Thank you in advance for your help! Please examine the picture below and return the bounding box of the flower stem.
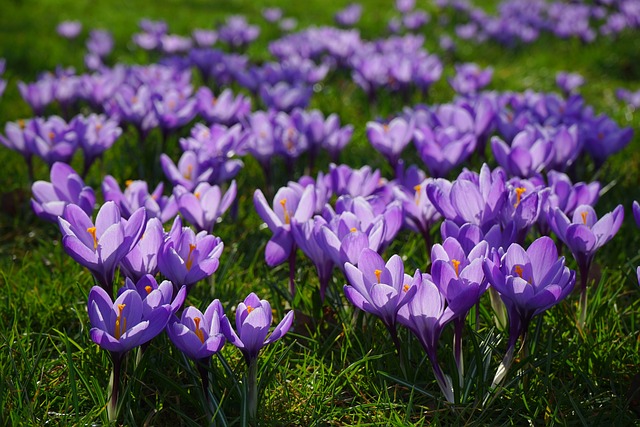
[453,318,464,389]
[384,323,406,378]
[288,246,297,297]
[107,352,123,423]
[577,259,592,331]
[247,359,258,421]
[197,358,211,405]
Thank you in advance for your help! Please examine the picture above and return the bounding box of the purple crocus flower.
[329,163,382,198]
[217,15,260,50]
[0,119,33,167]
[31,162,95,223]
[427,163,508,231]
[556,71,584,96]
[102,176,178,223]
[551,204,623,328]
[291,216,335,301]
[397,271,455,402]
[158,216,224,291]
[120,274,186,316]
[491,126,553,178]
[167,299,226,360]
[119,217,164,282]
[174,180,237,233]
[59,201,146,293]
[86,29,114,58]
[222,292,294,366]
[580,115,633,167]
[616,88,640,109]
[18,78,54,116]
[192,29,218,47]
[483,236,575,385]
[262,7,283,23]
[26,116,79,166]
[366,117,414,171]
[633,201,640,229]
[335,3,363,27]
[196,87,251,126]
[344,249,417,353]
[87,285,172,420]
[160,151,213,192]
[253,184,315,267]
[449,63,493,96]
[57,20,82,39]
[73,114,122,175]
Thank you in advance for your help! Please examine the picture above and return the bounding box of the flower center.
[194,317,205,344]
[125,179,133,187]
[350,227,357,233]
[280,199,290,225]
[87,226,98,249]
[403,283,410,292]
[195,192,201,200]
[414,184,421,206]
[374,269,382,283]
[580,211,588,225]
[514,265,524,278]
[247,305,254,314]
[185,243,197,270]
[115,304,127,340]
[145,286,152,294]
[184,164,193,180]
[514,187,526,208]
[18,119,25,129]
[451,259,461,277]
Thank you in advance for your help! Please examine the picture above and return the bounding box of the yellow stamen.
[247,305,254,314]
[374,269,382,283]
[451,259,461,277]
[195,192,201,200]
[580,211,588,225]
[403,284,410,292]
[125,179,133,187]
[185,243,197,270]
[184,164,193,180]
[87,227,97,250]
[280,199,290,225]
[514,187,526,208]
[115,304,127,340]
[194,317,205,344]
[514,265,524,278]
[145,286,152,294]
[414,184,421,205]
[350,227,357,233]
[18,119,25,129]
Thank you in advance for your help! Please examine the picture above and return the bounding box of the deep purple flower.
[491,127,553,178]
[26,116,79,166]
[31,162,95,223]
[633,201,640,229]
[58,202,146,292]
[174,181,237,233]
[329,163,382,198]
[158,216,224,291]
[57,20,82,39]
[18,78,54,115]
[580,115,633,167]
[167,299,226,360]
[221,292,294,365]
[119,218,164,281]
[152,90,197,132]
[196,87,251,126]
[483,236,575,383]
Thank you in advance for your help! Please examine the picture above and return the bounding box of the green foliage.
[1,0,640,425]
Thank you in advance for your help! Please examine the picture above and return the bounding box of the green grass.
[1,0,640,425]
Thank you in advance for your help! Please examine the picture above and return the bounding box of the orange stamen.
[280,199,290,225]
[403,284,410,292]
[18,119,25,129]
[185,243,197,270]
[87,227,97,250]
[414,184,422,205]
[247,306,254,314]
[184,164,193,180]
[514,265,524,278]
[145,286,152,294]
[580,211,588,225]
[350,227,357,233]
[451,259,461,277]
[115,304,127,340]
[48,131,55,140]
[514,187,526,208]
[374,269,382,283]
[194,317,205,344]
[125,179,133,187]
[195,192,201,200]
